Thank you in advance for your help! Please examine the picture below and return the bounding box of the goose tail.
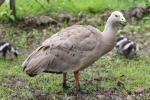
[22,46,53,77]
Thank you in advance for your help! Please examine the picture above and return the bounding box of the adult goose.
[22,11,126,90]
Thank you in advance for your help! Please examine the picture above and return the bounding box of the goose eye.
[115,15,119,17]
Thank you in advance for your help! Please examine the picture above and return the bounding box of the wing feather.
[23,25,103,75]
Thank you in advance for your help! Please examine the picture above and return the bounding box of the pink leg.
[74,71,80,91]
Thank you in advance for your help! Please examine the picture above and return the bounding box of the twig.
[10,0,16,19]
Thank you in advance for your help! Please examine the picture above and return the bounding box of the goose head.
[103,11,127,37]
[109,11,127,26]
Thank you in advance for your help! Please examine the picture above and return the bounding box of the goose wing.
[23,25,103,75]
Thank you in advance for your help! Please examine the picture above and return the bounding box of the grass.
[0,54,150,99]
[98,56,150,89]
[0,0,150,99]
[0,0,149,19]
[0,19,150,99]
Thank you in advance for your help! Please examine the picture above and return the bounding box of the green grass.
[0,0,149,18]
[96,56,150,89]
[0,55,150,99]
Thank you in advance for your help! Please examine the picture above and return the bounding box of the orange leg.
[74,71,80,91]
[63,73,67,88]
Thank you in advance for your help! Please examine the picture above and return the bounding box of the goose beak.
[119,16,127,26]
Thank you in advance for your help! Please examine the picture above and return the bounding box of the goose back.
[23,25,110,75]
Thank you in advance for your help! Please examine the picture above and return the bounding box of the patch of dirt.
[17,15,61,30]
[50,12,77,25]
[142,36,150,55]
[124,6,150,20]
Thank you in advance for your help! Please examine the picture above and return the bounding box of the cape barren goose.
[22,11,126,90]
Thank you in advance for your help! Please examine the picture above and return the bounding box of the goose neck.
[102,18,116,40]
